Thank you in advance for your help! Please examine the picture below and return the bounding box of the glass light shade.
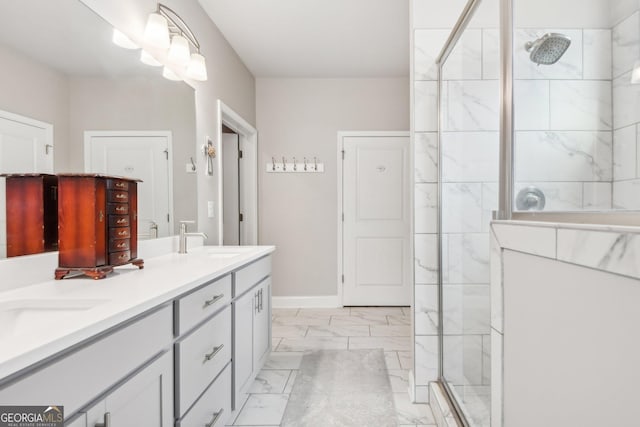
[162,66,182,81]
[140,50,162,67]
[112,29,139,49]
[632,60,640,84]
[167,35,191,66]
[185,53,208,81]
[143,12,170,49]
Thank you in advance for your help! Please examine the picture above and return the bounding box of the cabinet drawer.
[175,275,231,335]
[175,306,231,417]
[0,305,172,416]
[109,215,130,227]
[109,227,131,239]
[107,179,129,191]
[109,238,130,252]
[177,363,230,427]
[109,250,131,265]
[107,203,129,215]
[107,190,129,203]
[234,256,271,297]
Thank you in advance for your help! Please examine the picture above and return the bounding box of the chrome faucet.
[179,221,208,254]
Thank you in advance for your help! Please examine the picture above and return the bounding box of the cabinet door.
[85,351,173,427]
[233,290,254,409]
[253,279,271,368]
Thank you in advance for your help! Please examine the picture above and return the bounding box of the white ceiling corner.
[198,0,410,78]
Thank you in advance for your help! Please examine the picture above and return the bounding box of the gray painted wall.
[256,77,410,298]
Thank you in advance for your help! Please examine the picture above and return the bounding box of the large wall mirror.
[0,0,197,258]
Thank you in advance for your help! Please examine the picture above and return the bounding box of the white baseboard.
[272,295,341,308]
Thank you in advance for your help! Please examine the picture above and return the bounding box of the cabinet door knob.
[203,344,224,363]
[203,294,224,308]
[205,409,224,427]
[95,412,111,427]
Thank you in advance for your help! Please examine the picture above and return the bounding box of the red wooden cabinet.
[55,174,144,280]
[4,174,58,257]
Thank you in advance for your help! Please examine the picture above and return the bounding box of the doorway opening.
[217,100,258,246]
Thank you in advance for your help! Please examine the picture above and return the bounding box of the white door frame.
[83,130,174,234]
[337,130,411,306]
[217,100,258,246]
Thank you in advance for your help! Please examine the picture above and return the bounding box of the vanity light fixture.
[142,4,208,81]
[632,60,640,84]
[112,29,139,50]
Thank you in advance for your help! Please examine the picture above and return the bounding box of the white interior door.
[342,134,411,306]
[85,132,172,239]
[0,111,53,258]
[222,133,240,245]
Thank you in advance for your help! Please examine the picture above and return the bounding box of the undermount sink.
[206,247,255,259]
[0,298,109,340]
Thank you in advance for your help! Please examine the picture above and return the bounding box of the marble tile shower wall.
[413,24,615,403]
[612,10,640,209]
[512,28,614,210]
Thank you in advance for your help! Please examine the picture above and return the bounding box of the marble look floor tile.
[388,315,411,325]
[370,325,411,337]
[388,369,410,393]
[283,371,297,394]
[349,336,412,352]
[248,370,291,394]
[272,308,299,317]
[271,338,282,350]
[384,351,402,370]
[262,352,304,370]
[277,337,348,351]
[272,315,330,326]
[306,325,370,337]
[233,394,289,426]
[350,306,406,316]
[398,351,413,370]
[297,307,351,316]
[271,324,308,338]
[330,314,389,326]
[393,392,437,425]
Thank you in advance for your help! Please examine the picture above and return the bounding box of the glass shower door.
[438,1,499,425]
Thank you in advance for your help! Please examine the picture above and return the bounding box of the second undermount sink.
[206,247,255,259]
[0,298,109,340]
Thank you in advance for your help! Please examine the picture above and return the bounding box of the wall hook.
[272,157,276,171]
[282,156,287,171]
[314,157,318,171]
[293,157,297,171]
[304,157,308,171]
[189,157,196,172]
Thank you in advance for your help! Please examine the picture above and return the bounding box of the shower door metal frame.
[434,0,486,425]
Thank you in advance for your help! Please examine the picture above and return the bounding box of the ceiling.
[198,0,410,78]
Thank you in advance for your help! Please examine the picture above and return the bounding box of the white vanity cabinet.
[232,256,272,410]
[73,350,174,427]
[0,307,173,427]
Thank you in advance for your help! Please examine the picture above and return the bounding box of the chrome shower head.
[525,33,571,65]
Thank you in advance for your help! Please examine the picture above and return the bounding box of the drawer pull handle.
[204,344,224,363]
[203,294,224,308]
[116,207,126,212]
[118,231,128,236]
[116,193,127,199]
[116,182,126,188]
[95,412,111,427]
[205,409,224,427]
[117,242,126,248]
[117,218,127,224]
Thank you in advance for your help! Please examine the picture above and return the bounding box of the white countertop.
[0,245,275,381]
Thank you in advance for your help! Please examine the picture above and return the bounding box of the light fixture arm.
[156,3,201,53]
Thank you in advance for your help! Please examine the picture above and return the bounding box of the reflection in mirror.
[0,0,197,258]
